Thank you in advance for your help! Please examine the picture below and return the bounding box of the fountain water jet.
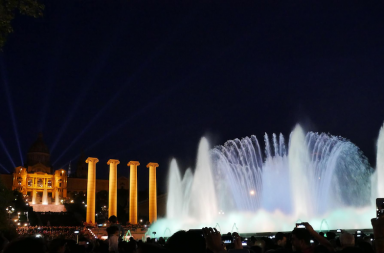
[151,124,376,236]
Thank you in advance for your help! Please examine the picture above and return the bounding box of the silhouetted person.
[3,237,46,253]
[291,228,313,253]
[109,215,125,241]
[275,232,287,248]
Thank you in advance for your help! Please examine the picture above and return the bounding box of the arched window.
[37,179,43,187]
[47,180,52,187]
[27,179,32,187]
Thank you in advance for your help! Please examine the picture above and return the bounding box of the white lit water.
[151,124,384,236]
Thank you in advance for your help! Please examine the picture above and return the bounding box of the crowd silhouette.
[0,217,383,253]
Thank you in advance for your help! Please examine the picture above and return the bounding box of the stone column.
[86,157,99,224]
[147,163,159,224]
[107,159,120,218]
[128,161,140,224]
[32,189,37,204]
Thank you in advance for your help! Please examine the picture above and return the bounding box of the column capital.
[86,157,99,163]
[107,159,120,165]
[146,163,159,168]
[127,161,140,166]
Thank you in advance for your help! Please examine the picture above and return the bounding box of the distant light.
[70,200,74,203]
[140,219,143,223]
[14,219,17,222]
[85,204,87,207]
[17,223,20,225]
[103,223,107,227]
[250,190,255,195]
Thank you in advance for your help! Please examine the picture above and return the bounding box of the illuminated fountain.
[152,124,378,236]
[42,188,48,205]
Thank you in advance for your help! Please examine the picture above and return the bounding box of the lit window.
[37,179,43,187]
[27,179,32,187]
[47,180,52,187]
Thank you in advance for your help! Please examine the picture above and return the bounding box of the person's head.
[165,230,205,253]
[275,232,287,247]
[48,238,67,253]
[340,232,355,248]
[3,237,46,253]
[291,228,311,251]
[107,226,119,237]
[109,215,118,224]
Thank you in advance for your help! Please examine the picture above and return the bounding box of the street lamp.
[6,206,14,220]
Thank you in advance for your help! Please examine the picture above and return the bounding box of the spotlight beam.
[0,59,23,165]
[39,16,72,132]
[50,43,116,153]
[86,85,178,152]
[52,12,198,165]
[53,43,167,166]
[0,162,10,173]
[0,136,16,168]
[50,16,161,154]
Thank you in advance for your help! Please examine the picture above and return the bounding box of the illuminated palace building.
[0,134,130,212]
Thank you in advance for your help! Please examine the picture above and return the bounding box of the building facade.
[11,133,68,205]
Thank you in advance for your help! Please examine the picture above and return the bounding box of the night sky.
[1,1,384,192]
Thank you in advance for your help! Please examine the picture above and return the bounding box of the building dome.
[28,133,50,154]
[26,133,51,170]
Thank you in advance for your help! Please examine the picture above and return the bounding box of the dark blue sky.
[1,0,384,192]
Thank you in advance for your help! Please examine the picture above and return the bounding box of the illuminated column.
[32,189,37,204]
[128,161,140,224]
[147,163,159,224]
[86,157,99,224]
[107,159,120,218]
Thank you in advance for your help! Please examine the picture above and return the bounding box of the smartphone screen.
[242,242,247,246]
[376,198,384,218]
[296,223,305,228]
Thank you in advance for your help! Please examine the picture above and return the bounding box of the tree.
[0,0,44,49]
[0,177,16,239]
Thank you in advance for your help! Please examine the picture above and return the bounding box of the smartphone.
[296,223,305,228]
[376,198,384,218]
[222,234,232,244]
[242,241,247,246]
[188,229,204,237]
[356,231,361,234]
[336,229,341,233]
[310,240,314,244]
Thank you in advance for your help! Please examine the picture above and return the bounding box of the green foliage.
[0,0,44,48]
